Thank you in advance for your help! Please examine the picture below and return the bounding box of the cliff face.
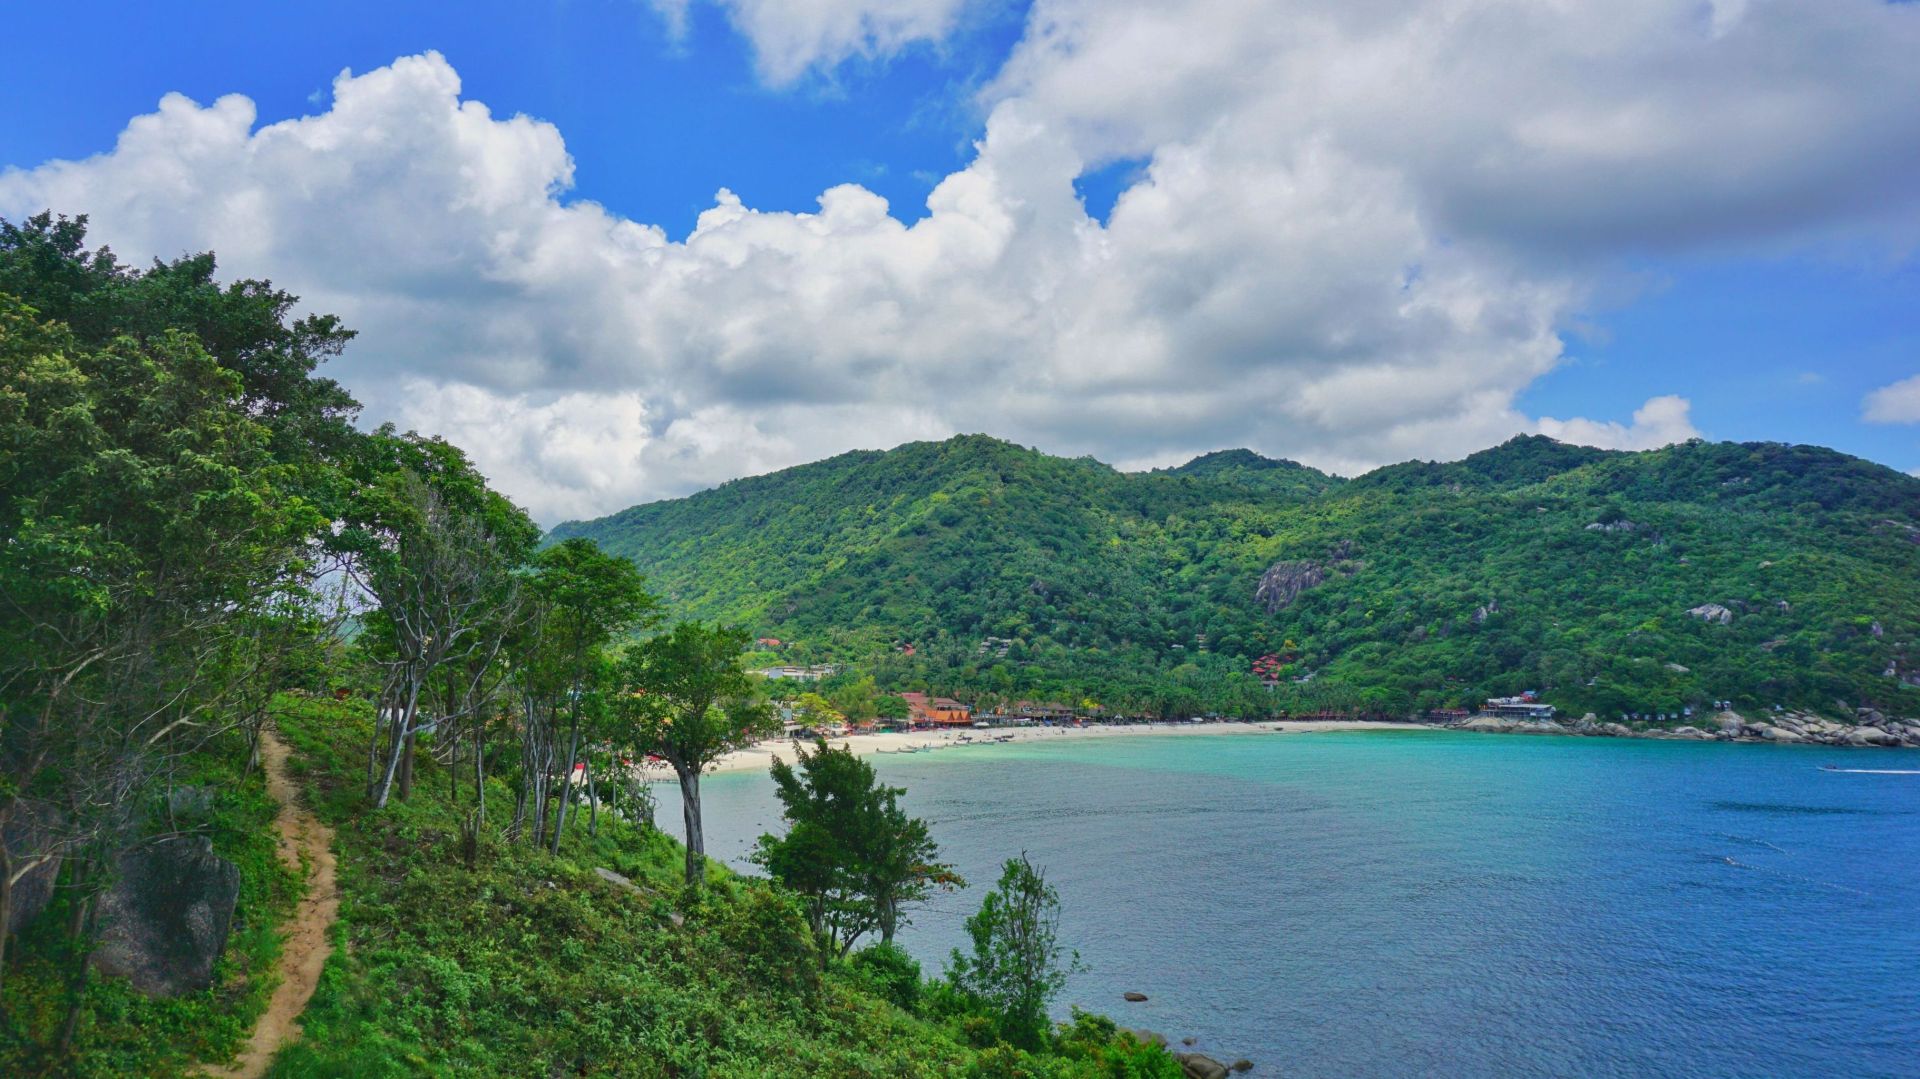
[1255,561,1327,614]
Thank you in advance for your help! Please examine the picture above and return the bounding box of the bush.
[708,881,822,1000]
[849,943,922,1012]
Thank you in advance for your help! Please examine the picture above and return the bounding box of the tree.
[753,739,956,957]
[946,854,1077,1050]
[874,694,912,725]
[791,691,844,732]
[828,674,880,724]
[0,216,352,1034]
[517,538,657,853]
[337,432,538,810]
[619,623,773,885]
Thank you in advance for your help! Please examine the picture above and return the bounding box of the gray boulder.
[1687,603,1734,625]
[1175,1053,1231,1079]
[594,866,643,894]
[1847,727,1899,747]
[166,785,216,821]
[90,836,239,997]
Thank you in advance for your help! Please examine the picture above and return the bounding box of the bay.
[657,730,1920,1078]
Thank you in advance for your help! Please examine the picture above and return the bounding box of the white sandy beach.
[643,719,1432,779]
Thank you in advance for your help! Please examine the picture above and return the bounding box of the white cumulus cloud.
[1863,374,1920,425]
[4,1,1919,522]
[649,0,977,84]
[1538,395,1701,452]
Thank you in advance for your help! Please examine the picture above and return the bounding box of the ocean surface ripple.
[660,730,1920,1078]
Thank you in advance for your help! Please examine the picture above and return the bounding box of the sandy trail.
[200,727,339,1079]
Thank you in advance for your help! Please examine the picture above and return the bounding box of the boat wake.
[1716,855,1871,897]
[1822,768,1920,775]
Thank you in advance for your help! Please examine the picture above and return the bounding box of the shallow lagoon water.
[658,730,1920,1078]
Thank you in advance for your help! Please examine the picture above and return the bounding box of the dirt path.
[201,727,339,1079]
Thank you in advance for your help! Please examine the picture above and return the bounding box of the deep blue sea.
[657,730,1920,1078]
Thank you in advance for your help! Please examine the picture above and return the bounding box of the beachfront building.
[752,664,838,681]
[1011,700,1076,722]
[900,692,973,726]
[1484,695,1557,720]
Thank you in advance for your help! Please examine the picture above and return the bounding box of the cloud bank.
[5,1,1919,522]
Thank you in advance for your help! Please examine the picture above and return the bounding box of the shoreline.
[649,719,1431,779]
[639,709,1920,783]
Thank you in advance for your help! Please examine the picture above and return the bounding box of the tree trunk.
[56,863,102,1056]
[586,766,599,838]
[549,699,586,856]
[677,767,705,886]
[0,854,12,995]
[372,680,421,808]
[473,720,487,827]
[396,728,416,802]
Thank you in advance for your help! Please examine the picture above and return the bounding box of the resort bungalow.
[1483,695,1557,720]
[900,692,973,727]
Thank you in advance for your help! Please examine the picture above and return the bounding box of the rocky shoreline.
[1449,708,1920,748]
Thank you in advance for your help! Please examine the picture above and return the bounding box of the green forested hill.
[551,434,1920,720]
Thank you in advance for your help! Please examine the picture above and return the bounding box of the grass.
[4,692,1182,1077]
[267,694,1182,1078]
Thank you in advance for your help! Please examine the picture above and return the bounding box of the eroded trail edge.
[201,727,339,1079]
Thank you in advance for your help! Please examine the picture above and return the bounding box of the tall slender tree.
[946,855,1078,1050]
[338,431,537,809]
[619,623,772,885]
[518,538,657,853]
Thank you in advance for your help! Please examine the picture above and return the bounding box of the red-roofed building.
[900,692,972,726]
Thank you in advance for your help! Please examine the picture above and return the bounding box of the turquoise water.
[660,731,1920,1077]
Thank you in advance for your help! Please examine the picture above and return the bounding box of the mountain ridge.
[551,433,1920,719]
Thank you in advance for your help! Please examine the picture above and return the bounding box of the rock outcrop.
[1447,707,1920,749]
[1255,560,1327,614]
[1175,1053,1231,1079]
[90,836,240,998]
[1687,603,1734,625]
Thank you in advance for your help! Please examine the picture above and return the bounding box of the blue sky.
[2,1,1917,520]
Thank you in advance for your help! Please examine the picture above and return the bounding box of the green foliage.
[554,433,1920,722]
[270,694,1175,1078]
[946,855,1077,1052]
[850,943,923,1012]
[755,739,956,956]
[0,213,353,1062]
[617,622,774,884]
[0,725,300,1077]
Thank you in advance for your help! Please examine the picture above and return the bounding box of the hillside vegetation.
[0,214,1187,1077]
[553,435,1920,720]
[269,694,1179,1078]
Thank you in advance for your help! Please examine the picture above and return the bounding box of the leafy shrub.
[849,942,922,1012]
